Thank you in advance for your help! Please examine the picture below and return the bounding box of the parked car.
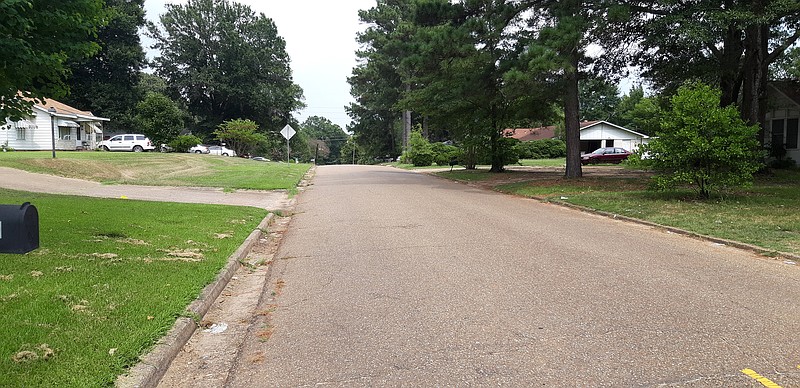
[98,134,155,152]
[208,145,236,157]
[580,147,631,165]
[189,144,209,154]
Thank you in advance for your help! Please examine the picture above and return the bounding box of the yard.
[437,166,800,256]
[0,188,267,386]
[0,151,311,191]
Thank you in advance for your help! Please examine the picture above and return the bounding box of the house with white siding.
[1,98,108,151]
[506,120,650,154]
[765,81,800,162]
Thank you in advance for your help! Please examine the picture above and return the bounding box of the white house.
[578,120,651,154]
[765,81,800,162]
[507,120,650,154]
[1,98,108,151]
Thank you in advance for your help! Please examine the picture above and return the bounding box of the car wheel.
[101,145,110,152]
[222,153,229,156]
[133,145,143,152]
[194,150,202,154]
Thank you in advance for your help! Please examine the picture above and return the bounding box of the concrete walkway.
[0,167,291,210]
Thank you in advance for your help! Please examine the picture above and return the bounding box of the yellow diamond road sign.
[280,125,296,140]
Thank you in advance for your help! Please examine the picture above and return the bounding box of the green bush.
[514,139,566,159]
[407,129,434,166]
[642,82,763,198]
[412,150,434,166]
[431,142,460,166]
[168,134,203,153]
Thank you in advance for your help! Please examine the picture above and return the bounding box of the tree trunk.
[564,46,582,178]
[718,22,744,107]
[489,125,503,173]
[741,23,769,145]
[403,84,412,150]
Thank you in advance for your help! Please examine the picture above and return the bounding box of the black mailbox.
[0,202,39,254]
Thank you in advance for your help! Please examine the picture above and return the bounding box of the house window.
[771,119,784,147]
[16,127,25,140]
[787,118,798,149]
[771,118,799,149]
[59,127,71,140]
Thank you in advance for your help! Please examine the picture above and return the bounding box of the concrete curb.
[116,213,275,388]
[424,170,800,263]
[545,199,800,262]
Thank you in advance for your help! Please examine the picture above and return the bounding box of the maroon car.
[581,147,631,165]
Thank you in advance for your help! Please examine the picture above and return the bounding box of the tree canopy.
[0,0,104,121]
[64,0,147,132]
[149,0,304,137]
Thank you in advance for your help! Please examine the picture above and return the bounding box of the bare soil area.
[158,215,292,387]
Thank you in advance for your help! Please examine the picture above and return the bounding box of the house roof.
[505,121,600,141]
[769,80,800,107]
[27,97,109,121]
[581,120,649,139]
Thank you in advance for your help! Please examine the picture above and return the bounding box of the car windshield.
[591,148,606,155]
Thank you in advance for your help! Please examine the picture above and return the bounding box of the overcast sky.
[142,0,376,131]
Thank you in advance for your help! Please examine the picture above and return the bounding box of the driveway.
[0,167,291,210]
[217,165,799,386]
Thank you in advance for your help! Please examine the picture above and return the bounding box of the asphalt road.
[229,165,800,386]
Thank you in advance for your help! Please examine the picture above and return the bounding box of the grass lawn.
[0,151,310,191]
[494,169,800,256]
[516,158,566,167]
[0,189,267,386]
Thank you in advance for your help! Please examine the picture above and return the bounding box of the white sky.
[142,0,376,131]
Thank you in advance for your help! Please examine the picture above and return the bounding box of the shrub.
[642,82,763,198]
[431,142,460,166]
[168,135,203,153]
[407,129,434,166]
[514,139,566,159]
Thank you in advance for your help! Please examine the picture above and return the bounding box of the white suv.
[99,134,155,152]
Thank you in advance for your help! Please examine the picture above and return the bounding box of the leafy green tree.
[347,0,416,160]
[135,92,186,148]
[401,0,553,173]
[64,0,147,132]
[150,0,304,136]
[643,83,763,198]
[0,0,104,121]
[516,1,619,178]
[579,77,621,121]
[301,116,347,164]
[771,46,800,79]
[628,0,800,137]
[214,119,269,157]
[406,129,434,166]
[169,134,203,153]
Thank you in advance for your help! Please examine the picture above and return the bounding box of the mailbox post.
[0,202,40,254]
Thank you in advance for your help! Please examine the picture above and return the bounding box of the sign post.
[280,124,296,164]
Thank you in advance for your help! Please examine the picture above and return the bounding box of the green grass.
[516,158,566,167]
[496,169,800,255]
[0,151,310,191]
[0,189,267,386]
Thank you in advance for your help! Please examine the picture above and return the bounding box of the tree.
[643,83,763,198]
[579,77,621,122]
[150,0,304,136]
[401,0,553,172]
[347,0,416,160]
[301,116,347,164]
[0,0,104,121]
[614,86,663,136]
[628,0,800,140]
[134,92,186,148]
[213,119,268,157]
[64,0,147,132]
